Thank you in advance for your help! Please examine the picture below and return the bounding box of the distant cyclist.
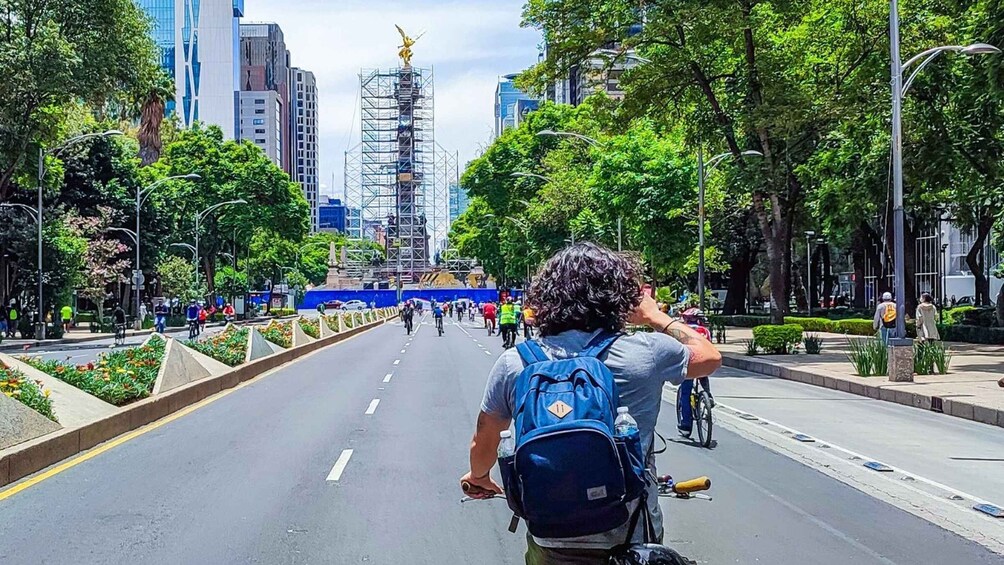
[432,302,444,335]
[499,297,518,349]
[522,304,535,340]
[482,301,497,336]
[402,301,415,335]
[186,300,200,339]
[112,303,127,346]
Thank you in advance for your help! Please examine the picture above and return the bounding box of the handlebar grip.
[461,481,472,493]
[672,476,711,494]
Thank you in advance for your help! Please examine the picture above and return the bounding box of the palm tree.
[137,71,174,167]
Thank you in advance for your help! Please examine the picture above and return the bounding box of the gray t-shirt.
[481,329,690,549]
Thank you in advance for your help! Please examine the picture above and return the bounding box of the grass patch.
[22,335,166,405]
[846,337,888,377]
[1,364,57,422]
[914,340,952,375]
[743,339,759,356]
[187,326,249,367]
[803,334,823,354]
[260,321,292,348]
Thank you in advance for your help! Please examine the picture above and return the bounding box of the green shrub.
[913,340,951,375]
[709,315,770,328]
[804,334,823,354]
[260,321,292,348]
[943,306,975,326]
[743,339,759,356]
[752,324,803,354]
[943,306,995,327]
[22,335,167,405]
[785,317,836,333]
[833,319,876,336]
[846,337,888,377]
[271,308,297,318]
[187,327,249,367]
[1,365,57,422]
[939,324,1004,344]
[298,317,320,339]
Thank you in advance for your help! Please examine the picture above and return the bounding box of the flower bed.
[260,321,292,348]
[323,315,340,332]
[187,327,249,367]
[299,317,320,339]
[22,335,167,406]
[1,364,57,422]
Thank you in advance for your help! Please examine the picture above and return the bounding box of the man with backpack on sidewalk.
[873,292,898,345]
[460,242,722,564]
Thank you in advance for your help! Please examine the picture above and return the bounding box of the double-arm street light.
[22,130,123,339]
[193,200,247,292]
[888,0,1000,338]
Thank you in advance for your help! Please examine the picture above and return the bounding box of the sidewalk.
[718,327,1004,429]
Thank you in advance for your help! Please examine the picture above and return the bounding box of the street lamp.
[131,174,200,318]
[30,130,123,339]
[193,200,247,291]
[536,130,600,145]
[805,231,816,316]
[511,172,553,183]
[697,149,762,311]
[889,1,999,338]
[169,242,197,256]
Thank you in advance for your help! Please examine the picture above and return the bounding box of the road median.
[0,313,394,489]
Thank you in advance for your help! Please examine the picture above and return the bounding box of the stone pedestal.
[887,338,914,382]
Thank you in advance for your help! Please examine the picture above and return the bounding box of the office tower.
[239,22,293,175]
[292,68,320,232]
[495,74,537,137]
[238,91,283,165]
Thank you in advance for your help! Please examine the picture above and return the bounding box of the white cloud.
[242,0,541,198]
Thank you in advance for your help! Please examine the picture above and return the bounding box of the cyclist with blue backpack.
[460,242,721,564]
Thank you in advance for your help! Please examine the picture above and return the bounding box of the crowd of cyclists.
[398,296,536,348]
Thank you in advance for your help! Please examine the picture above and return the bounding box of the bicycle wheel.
[695,391,714,448]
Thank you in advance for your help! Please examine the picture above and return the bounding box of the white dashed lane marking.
[326,449,354,482]
[383,373,393,383]
[393,360,400,365]
[365,399,381,415]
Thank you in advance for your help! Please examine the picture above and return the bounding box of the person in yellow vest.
[61,304,73,333]
[499,298,518,349]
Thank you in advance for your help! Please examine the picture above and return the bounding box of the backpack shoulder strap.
[582,330,622,359]
[516,340,549,366]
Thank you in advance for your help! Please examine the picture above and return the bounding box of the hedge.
[784,317,835,332]
[752,324,803,354]
[939,324,1004,344]
[709,315,770,328]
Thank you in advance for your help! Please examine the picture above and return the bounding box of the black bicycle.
[436,315,444,336]
[678,379,714,448]
[404,315,414,335]
[114,324,127,347]
[187,319,199,340]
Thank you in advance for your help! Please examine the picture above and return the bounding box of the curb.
[721,354,1004,430]
[0,317,390,489]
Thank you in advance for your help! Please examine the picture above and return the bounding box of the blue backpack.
[499,331,647,539]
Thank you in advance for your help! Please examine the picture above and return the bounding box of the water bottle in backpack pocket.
[500,333,648,539]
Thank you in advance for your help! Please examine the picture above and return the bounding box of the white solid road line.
[365,398,381,415]
[326,449,354,482]
[393,359,400,365]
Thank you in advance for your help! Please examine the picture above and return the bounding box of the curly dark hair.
[527,242,643,337]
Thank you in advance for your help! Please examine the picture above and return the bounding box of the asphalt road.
[0,315,1000,564]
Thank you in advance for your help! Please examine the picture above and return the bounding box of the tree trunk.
[964,214,994,306]
[138,92,165,167]
[723,252,755,315]
[852,225,867,308]
[996,285,1004,326]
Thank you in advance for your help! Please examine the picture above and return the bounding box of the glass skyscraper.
[495,74,536,138]
[135,0,242,138]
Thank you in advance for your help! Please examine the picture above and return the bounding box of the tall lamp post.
[31,130,123,339]
[133,174,200,319]
[193,200,247,292]
[697,149,762,311]
[888,18,999,337]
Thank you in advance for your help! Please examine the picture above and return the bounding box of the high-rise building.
[448,183,470,223]
[239,22,293,175]
[318,197,347,233]
[495,74,537,137]
[238,91,283,165]
[292,68,319,231]
[135,0,243,137]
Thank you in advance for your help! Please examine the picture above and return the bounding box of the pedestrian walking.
[915,293,940,341]
[7,302,18,338]
[154,299,169,333]
[61,304,73,333]
[873,292,897,345]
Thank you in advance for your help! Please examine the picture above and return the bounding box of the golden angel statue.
[395,25,424,67]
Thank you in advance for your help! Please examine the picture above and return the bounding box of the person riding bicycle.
[499,297,518,349]
[482,301,497,335]
[432,302,444,332]
[677,308,714,438]
[197,303,208,334]
[460,242,721,563]
[522,304,535,340]
[112,303,127,345]
[186,300,200,339]
[402,301,415,334]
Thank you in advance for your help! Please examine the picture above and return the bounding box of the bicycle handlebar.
[672,476,711,494]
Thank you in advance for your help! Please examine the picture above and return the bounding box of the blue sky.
[243,0,542,198]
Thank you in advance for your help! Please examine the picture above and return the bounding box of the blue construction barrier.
[300,288,523,309]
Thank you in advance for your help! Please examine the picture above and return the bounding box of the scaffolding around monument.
[344,65,456,285]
